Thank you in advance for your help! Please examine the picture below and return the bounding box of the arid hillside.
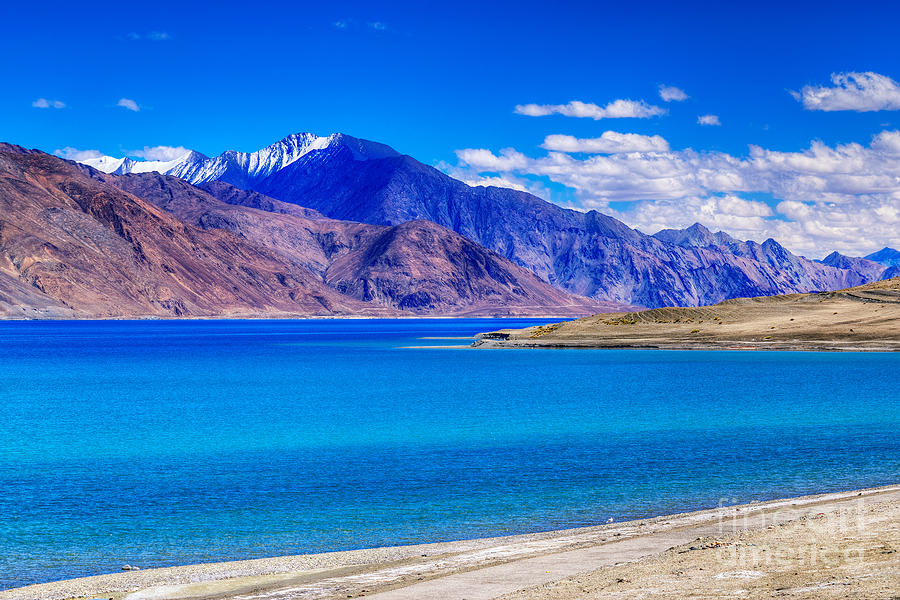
[475,278,900,351]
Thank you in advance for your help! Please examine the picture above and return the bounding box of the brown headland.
[473,277,900,351]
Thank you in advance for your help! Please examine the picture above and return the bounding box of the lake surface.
[1,319,898,589]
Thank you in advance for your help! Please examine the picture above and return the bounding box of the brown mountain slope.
[325,219,604,315]
[475,277,900,350]
[98,170,613,316]
[0,145,383,318]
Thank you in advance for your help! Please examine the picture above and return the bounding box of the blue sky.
[3,0,900,256]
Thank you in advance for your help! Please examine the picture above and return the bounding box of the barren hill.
[475,278,900,351]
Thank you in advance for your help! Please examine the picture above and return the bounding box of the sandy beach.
[474,278,900,351]
[3,484,897,600]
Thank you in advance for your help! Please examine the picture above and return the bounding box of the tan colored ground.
[474,277,900,351]
[4,486,897,600]
[501,492,900,600]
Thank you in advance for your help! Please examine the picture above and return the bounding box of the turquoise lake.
[1,319,898,589]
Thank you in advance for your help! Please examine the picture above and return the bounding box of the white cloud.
[658,85,688,102]
[454,129,900,256]
[542,132,670,154]
[697,114,721,126]
[619,194,774,238]
[515,99,667,120]
[455,147,530,172]
[436,161,547,197]
[54,147,103,161]
[333,19,389,31]
[123,31,170,41]
[117,98,140,112]
[32,98,65,109]
[463,175,530,193]
[793,71,900,112]
[128,145,190,161]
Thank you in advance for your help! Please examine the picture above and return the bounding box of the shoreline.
[472,337,900,352]
[4,483,897,600]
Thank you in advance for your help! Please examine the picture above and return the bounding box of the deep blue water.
[1,319,898,590]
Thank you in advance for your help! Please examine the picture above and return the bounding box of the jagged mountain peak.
[818,250,888,281]
[75,133,401,185]
[653,222,714,247]
[865,247,900,267]
[652,222,740,248]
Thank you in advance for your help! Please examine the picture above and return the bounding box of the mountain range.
[0,133,895,319]
[81,133,897,307]
[0,144,602,318]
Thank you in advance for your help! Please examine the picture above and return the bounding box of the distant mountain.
[80,133,886,308]
[819,251,887,281]
[865,247,900,268]
[882,266,900,280]
[100,169,606,316]
[652,223,736,248]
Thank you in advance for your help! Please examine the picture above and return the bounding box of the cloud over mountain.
[54,147,103,160]
[129,146,191,161]
[455,130,900,256]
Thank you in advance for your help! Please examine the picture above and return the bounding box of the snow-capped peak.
[74,132,400,186]
[226,133,338,181]
[80,155,134,175]
[80,149,206,178]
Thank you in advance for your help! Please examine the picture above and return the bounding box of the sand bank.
[3,485,897,600]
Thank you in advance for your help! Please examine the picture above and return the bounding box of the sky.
[2,0,900,258]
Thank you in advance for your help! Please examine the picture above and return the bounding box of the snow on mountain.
[80,155,134,174]
[77,133,396,186]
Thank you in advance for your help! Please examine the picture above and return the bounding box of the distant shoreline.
[472,338,900,352]
[5,484,898,600]
[472,279,900,352]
